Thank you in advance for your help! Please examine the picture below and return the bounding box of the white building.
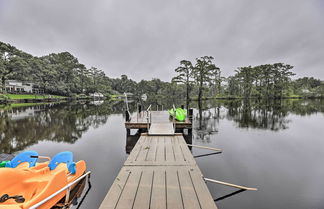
[4,80,41,93]
[89,92,104,99]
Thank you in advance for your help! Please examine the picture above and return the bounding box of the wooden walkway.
[125,111,192,130]
[99,111,217,209]
[148,123,174,135]
[99,135,217,209]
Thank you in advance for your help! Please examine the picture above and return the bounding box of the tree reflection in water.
[193,99,324,141]
[0,101,125,153]
[1,99,323,153]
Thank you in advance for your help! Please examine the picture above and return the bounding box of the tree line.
[0,41,185,102]
[172,57,324,107]
[0,41,113,96]
[1,41,323,102]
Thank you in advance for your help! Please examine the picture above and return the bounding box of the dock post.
[185,128,192,144]
[189,108,193,122]
[138,104,142,113]
[125,111,130,122]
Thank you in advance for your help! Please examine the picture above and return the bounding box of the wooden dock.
[125,111,192,130]
[99,111,218,209]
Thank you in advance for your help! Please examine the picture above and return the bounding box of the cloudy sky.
[0,0,323,81]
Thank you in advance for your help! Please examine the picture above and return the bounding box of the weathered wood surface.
[148,123,174,135]
[100,166,217,209]
[99,135,218,209]
[125,135,195,166]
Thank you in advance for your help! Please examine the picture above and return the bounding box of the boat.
[0,151,87,209]
[168,107,187,121]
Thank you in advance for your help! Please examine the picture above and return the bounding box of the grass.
[0,102,56,110]
[4,94,66,100]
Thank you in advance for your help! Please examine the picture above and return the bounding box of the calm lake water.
[0,99,324,209]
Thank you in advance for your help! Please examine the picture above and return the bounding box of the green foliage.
[228,63,296,99]
[172,60,194,109]
[0,41,112,96]
[193,56,219,101]
[1,41,323,101]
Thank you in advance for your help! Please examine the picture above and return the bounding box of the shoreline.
[0,94,104,104]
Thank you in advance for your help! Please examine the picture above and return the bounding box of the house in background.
[89,92,104,100]
[3,80,44,94]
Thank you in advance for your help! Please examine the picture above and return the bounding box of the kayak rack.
[29,171,91,209]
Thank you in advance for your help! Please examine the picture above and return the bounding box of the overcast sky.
[0,0,323,81]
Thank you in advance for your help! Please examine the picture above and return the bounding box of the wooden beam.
[204,178,258,191]
[187,144,222,152]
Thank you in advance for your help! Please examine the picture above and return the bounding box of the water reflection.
[74,177,92,209]
[2,99,323,153]
[193,99,324,141]
[0,101,125,153]
[125,131,141,154]
[194,151,222,158]
[0,99,323,209]
[214,189,246,202]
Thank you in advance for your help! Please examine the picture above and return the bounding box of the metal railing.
[155,104,164,111]
[29,171,91,209]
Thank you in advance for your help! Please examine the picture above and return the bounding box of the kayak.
[0,151,86,209]
[168,108,187,121]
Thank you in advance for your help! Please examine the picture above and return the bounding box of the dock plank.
[100,166,217,209]
[178,168,202,209]
[124,135,196,166]
[145,135,158,161]
[189,168,218,209]
[132,169,154,209]
[99,169,131,209]
[166,168,184,209]
[150,169,166,209]
[115,169,142,209]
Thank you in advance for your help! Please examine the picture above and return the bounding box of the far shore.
[0,93,105,104]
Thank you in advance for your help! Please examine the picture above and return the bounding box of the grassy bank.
[191,94,323,101]
[0,93,109,104]
[0,94,67,104]
[0,102,49,109]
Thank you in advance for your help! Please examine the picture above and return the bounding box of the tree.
[235,66,255,98]
[193,56,218,101]
[230,63,295,99]
[227,75,240,96]
[212,67,222,96]
[172,60,194,109]
[272,63,295,98]
[0,52,29,93]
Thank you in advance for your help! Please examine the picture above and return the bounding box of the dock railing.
[172,104,176,134]
[29,171,91,209]
[156,104,163,111]
[124,92,131,122]
[146,104,152,132]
